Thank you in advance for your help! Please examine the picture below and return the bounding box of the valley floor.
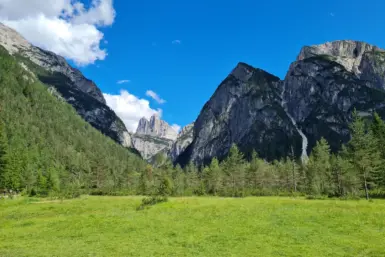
[1,196,385,257]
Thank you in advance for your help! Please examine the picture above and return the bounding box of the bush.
[136,196,168,211]
[369,189,385,199]
[339,194,361,201]
[305,195,328,200]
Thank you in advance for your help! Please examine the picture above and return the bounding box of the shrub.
[305,195,328,200]
[136,196,168,211]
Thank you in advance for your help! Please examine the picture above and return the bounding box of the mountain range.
[177,41,385,165]
[1,22,385,166]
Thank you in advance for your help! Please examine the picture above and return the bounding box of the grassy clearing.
[1,196,385,257]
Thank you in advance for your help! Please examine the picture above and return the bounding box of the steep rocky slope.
[0,23,132,147]
[178,63,301,165]
[178,41,385,166]
[169,123,194,161]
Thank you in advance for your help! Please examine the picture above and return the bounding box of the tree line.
[136,111,385,199]
[0,45,384,199]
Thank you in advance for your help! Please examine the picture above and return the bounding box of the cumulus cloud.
[117,79,130,84]
[104,90,162,132]
[171,124,181,133]
[172,39,181,45]
[146,90,166,104]
[0,0,115,65]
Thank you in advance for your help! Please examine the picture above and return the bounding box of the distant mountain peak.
[136,114,178,141]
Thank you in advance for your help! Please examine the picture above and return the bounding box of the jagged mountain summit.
[178,40,385,166]
[0,23,132,147]
[136,115,178,141]
[132,115,194,161]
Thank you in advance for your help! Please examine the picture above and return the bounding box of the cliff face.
[132,115,179,160]
[0,23,132,147]
[297,40,385,91]
[136,115,178,141]
[169,123,194,161]
[178,41,385,166]
[177,63,301,166]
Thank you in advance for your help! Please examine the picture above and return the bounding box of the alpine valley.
[1,22,385,167]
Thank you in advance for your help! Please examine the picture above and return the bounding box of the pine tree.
[306,138,332,195]
[289,146,299,193]
[370,113,385,187]
[222,144,245,196]
[157,175,173,196]
[171,164,185,196]
[0,124,7,189]
[347,111,381,200]
[246,151,263,194]
[330,152,360,197]
[203,158,222,195]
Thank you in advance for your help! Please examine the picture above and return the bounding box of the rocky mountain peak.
[136,114,178,141]
[230,62,256,82]
[0,23,31,54]
[178,123,194,138]
[297,40,384,74]
[0,23,106,104]
[0,22,133,148]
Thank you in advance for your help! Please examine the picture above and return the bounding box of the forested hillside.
[136,111,385,199]
[0,46,146,197]
[1,42,385,200]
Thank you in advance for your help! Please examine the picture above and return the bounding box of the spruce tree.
[347,111,381,200]
[0,124,7,189]
[222,144,245,196]
[203,158,222,195]
[306,138,332,195]
[370,113,385,187]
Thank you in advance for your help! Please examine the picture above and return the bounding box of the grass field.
[1,196,385,257]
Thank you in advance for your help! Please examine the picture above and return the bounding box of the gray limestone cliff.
[170,123,194,161]
[178,41,385,166]
[136,115,178,141]
[0,23,132,147]
[132,115,179,160]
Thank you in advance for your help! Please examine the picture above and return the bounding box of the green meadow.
[1,196,384,257]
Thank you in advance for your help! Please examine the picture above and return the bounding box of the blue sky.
[6,0,384,132]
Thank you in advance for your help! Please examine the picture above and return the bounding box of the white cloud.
[104,90,162,132]
[0,0,115,65]
[117,79,130,84]
[329,12,335,17]
[172,39,181,45]
[146,90,166,104]
[171,124,181,133]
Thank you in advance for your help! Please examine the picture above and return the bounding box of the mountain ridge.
[177,40,385,166]
[132,114,193,161]
[0,22,133,148]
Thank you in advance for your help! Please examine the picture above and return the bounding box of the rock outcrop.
[132,114,179,160]
[0,23,132,147]
[136,115,178,141]
[178,41,385,166]
[131,134,174,160]
[177,63,301,165]
[170,123,194,161]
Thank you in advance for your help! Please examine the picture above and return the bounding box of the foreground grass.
[1,196,385,257]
